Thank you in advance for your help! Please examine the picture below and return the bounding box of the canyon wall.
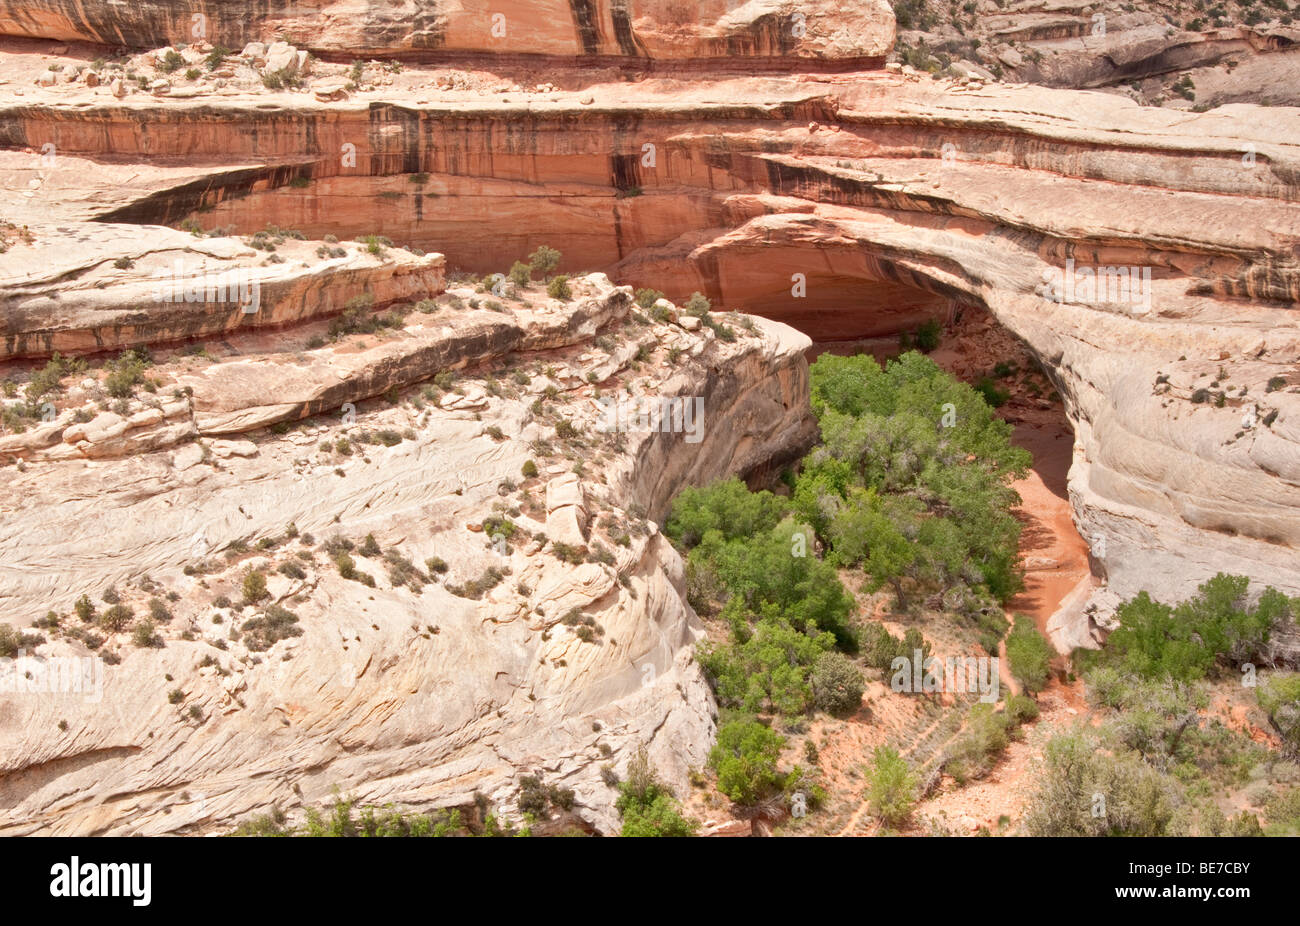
[6,74,1296,644]
[0,0,894,63]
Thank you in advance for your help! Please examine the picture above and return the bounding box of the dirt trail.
[1005,417,1093,643]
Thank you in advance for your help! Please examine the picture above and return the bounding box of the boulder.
[313,81,348,102]
[264,41,299,73]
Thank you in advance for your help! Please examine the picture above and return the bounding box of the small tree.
[131,618,161,648]
[528,245,561,276]
[99,604,133,633]
[242,570,269,603]
[1006,616,1054,693]
[865,745,916,826]
[508,260,532,288]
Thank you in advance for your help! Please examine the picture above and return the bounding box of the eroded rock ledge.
[0,275,813,835]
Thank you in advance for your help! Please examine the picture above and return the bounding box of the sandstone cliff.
[0,1,894,63]
[0,275,814,834]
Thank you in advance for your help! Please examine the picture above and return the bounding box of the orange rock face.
[0,0,894,62]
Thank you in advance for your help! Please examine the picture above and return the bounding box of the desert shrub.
[158,49,185,73]
[242,571,269,603]
[528,245,561,276]
[74,594,96,622]
[708,714,786,805]
[0,623,43,658]
[913,318,942,351]
[204,45,230,70]
[98,603,133,633]
[131,618,162,648]
[943,703,1011,782]
[241,604,303,652]
[384,549,425,588]
[634,288,665,311]
[105,349,151,398]
[546,274,571,300]
[811,651,864,715]
[446,567,504,600]
[24,352,83,401]
[521,459,539,479]
[1257,673,1300,755]
[683,292,711,317]
[517,774,575,819]
[615,746,697,837]
[261,66,302,90]
[508,260,532,287]
[1005,693,1040,725]
[554,419,579,440]
[1092,574,1295,682]
[1025,732,1186,836]
[864,745,917,826]
[1005,616,1054,693]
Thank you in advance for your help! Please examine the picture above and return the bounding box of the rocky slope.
[0,273,814,835]
[890,0,1300,108]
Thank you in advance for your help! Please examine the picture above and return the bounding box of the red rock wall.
[0,0,894,63]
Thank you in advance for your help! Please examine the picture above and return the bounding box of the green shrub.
[241,604,303,652]
[1025,733,1186,836]
[527,245,561,276]
[944,703,1011,781]
[1096,574,1294,681]
[242,571,269,603]
[1006,616,1054,693]
[864,745,917,826]
[684,292,711,317]
[508,260,532,288]
[811,651,864,715]
[913,318,942,351]
[1005,693,1040,725]
[634,288,665,311]
[708,715,786,805]
[99,604,133,633]
[546,274,571,300]
[1257,673,1300,755]
[158,49,185,73]
[131,618,161,648]
[615,747,697,836]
